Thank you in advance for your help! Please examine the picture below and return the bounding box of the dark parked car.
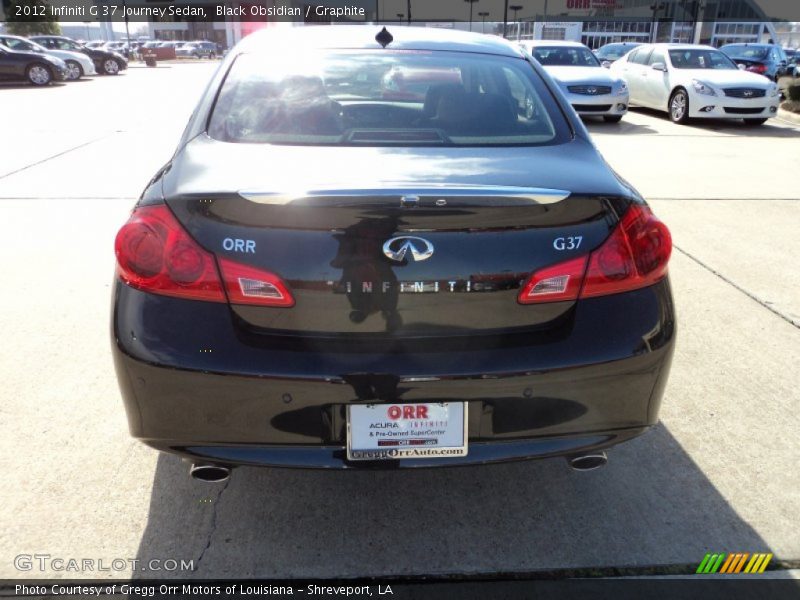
[176,41,218,59]
[720,43,789,81]
[30,35,127,75]
[111,26,675,480]
[0,45,67,85]
[594,42,642,64]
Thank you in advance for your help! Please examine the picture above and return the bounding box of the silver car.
[521,40,629,123]
[0,34,96,80]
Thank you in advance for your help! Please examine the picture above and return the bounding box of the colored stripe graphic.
[719,553,735,573]
[720,553,736,574]
[734,553,750,573]
[696,554,712,574]
[759,553,773,573]
[698,552,774,575]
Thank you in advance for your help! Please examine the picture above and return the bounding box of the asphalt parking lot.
[1,63,798,579]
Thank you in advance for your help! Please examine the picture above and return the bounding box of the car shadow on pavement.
[628,107,800,138]
[0,82,68,90]
[584,117,658,135]
[133,423,779,579]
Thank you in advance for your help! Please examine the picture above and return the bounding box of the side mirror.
[601,60,611,69]
[737,63,746,70]
[651,62,667,72]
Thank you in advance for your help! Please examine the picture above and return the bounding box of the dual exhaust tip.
[189,463,231,483]
[188,453,607,480]
[567,451,608,471]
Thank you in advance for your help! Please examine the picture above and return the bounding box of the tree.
[4,0,61,36]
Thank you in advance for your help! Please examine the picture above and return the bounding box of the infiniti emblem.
[382,236,435,262]
[587,86,598,94]
[743,90,754,97]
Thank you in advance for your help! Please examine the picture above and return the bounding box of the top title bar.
[1,0,800,23]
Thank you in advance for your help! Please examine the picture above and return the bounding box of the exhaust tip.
[567,451,607,471]
[190,463,231,483]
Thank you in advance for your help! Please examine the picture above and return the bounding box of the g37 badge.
[553,236,582,251]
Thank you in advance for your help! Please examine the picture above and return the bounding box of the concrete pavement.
[0,64,797,579]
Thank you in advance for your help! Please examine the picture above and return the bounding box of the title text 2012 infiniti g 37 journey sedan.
[611,43,781,125]
[111,26,675,480]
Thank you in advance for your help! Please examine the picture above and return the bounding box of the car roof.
[237,25,525,58]
[645,43,717,50]
[721,42,774,47]
[522,40,588,48]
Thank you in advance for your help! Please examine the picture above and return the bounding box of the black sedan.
[720,43,789,81]
[111,26,675,480]
[594,41,642,64]
[0,45,67,85]
[30,35,127,75]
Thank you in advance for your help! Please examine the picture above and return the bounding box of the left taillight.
[114,205,294,307]
[518,204,671,304]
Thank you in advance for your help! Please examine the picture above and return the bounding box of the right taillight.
[518,204,671,304]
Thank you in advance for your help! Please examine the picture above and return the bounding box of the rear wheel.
[669,89,690,124]
[26,63,52,86]
[102,58,120,75]
[65,60,83,81]
[743,118,768,126]
[603,115,623,123]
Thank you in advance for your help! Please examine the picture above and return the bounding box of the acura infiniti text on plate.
[111,26,675,480]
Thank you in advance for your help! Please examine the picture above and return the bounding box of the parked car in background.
[783,48,799,78]
[521,40,629,123]
[176,41,218,59]
[611,43,780,125]
[0,45,67,85]
[85,41,105,49]
[719,43,789,81]
[0,34,96,80]
[594,42,642,65]
[111,26,674,478]
[30,35,127,75]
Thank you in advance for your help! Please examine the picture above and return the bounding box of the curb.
[777,108,800,126]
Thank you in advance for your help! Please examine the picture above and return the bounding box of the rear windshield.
[208,50,565,146]
[530,46,600,67]
[668,49,737,70]
[596,44,638,60]
[722,45,769,59]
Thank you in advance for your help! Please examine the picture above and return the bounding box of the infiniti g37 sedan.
[521,40,629,123]
[611,43,780,125]
[111,26,675,480]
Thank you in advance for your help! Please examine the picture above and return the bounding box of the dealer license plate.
[347,402,468,461]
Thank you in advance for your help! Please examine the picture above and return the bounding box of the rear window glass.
[208,50,565,147]
[669,49,737,70]
[596,44,638,60]
[722,45,769,59]
[530,46,600,67]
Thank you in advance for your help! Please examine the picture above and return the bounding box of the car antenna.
[375,27,393,48]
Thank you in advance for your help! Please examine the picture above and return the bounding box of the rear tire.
[65,60,83,81]
[603,115,623,123]
[743,118,767,126]
[26,63,52,86]
[669,89,691,124]
[102,58,120,75]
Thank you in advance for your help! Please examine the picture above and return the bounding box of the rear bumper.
[111,279,676,468]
